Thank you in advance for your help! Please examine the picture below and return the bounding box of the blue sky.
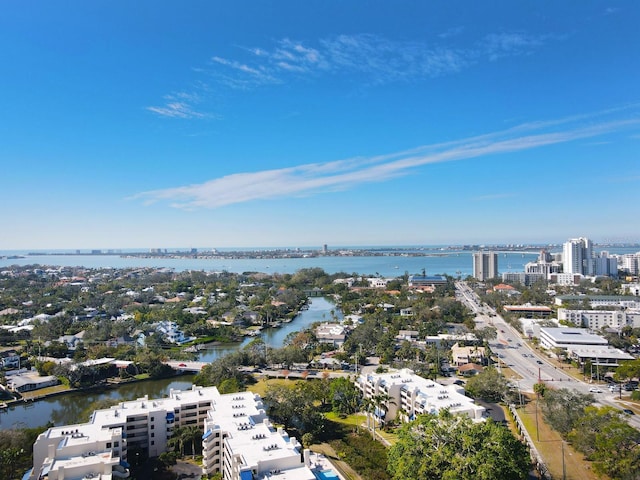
[1,1,639,250]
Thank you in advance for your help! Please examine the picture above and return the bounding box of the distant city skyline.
[1,2,639,249]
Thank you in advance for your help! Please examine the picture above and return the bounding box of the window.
[151,433,155,438]
[114,441,119,447]
[107,442,112,448]
[151,425,155,430]
[151,441,155,446]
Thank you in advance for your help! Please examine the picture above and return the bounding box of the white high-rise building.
[563,237,594,275]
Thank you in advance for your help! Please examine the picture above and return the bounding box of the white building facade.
[356,368,485,424]
[539,327,608,350]
[558,308,640,330]
[29,386,316,480]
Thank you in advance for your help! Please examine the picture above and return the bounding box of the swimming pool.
[315,470,339,480]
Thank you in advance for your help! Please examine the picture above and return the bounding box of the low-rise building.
[558,308,640,330]
[408,275,448,289]
[503,304,553,318]
[539,327,608,350]
[451,343,486,366]
[554,295,640,309]
[315,323,348,347]
[356,368,485,425]
[0,349,21,368]
[565,345,634,369]
[8,373,58,393]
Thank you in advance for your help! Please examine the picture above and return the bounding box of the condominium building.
[473,252,498,281]
[619,253,640,275]
[356,368,485,424]
[557,308,640,330]
[563,237,594,275]
[562,237,617,277]
[501,272,547,286]
[29,386,317,480]
[554,295,640,309]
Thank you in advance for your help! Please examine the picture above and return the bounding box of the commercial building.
[356,368,485,424]
[565,345,634,369]
[538,327,608,350]
[408,274,448,288]
[473,252,498,281]
[29,386,319,480]
[503,305,553,318]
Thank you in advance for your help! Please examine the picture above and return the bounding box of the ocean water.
[0,251,541,278]
[2,246,637,278]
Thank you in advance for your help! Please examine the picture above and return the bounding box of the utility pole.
[562,441,566,480]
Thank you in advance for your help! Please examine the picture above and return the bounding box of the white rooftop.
[540,327,608,345]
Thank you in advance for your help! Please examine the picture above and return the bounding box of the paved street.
[455,282,640,430]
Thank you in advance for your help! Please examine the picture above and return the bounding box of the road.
[455,281,640,429]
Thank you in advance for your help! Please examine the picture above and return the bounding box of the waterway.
[0,250,542,278]
[0,297,340,429]
[196,296,342,363]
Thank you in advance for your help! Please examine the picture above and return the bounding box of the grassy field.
[516,399,606,480]
[20,383,71,400]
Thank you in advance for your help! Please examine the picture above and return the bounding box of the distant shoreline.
[9,242,636,261]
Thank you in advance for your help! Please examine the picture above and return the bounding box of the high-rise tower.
[473,252,498,281]
[562,237,593,275]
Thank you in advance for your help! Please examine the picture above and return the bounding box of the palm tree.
[167,426,186,456]
[362,392,396,440]
[184,425,201,459]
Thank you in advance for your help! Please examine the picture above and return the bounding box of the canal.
[0,297,340,429]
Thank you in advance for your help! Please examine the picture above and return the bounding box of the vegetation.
[539,388,640,480]
[328,430,389,480]
[387,410,530,480]
[464,366,508,402]
[0,424,53,480]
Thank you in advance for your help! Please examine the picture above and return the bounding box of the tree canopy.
[387,411,530,480]
[464,366,508,402]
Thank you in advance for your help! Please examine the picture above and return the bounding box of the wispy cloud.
[146,92,209,119]
[480,32,549,61]
[132,109,640,209]
[147,30,559,117]
[211,31,556,85]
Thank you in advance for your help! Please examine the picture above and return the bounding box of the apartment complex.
[356,368,485,424]
[558,308,640,330]
[472,252,498,281]
[29,386,317,480]
[562,237,617,277]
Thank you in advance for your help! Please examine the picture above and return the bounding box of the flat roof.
[540,327,608,344]
[566,345,634,360]
[504,305,552,312]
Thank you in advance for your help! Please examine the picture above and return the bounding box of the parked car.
[622,409,635,415]
[589,387,603,393]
